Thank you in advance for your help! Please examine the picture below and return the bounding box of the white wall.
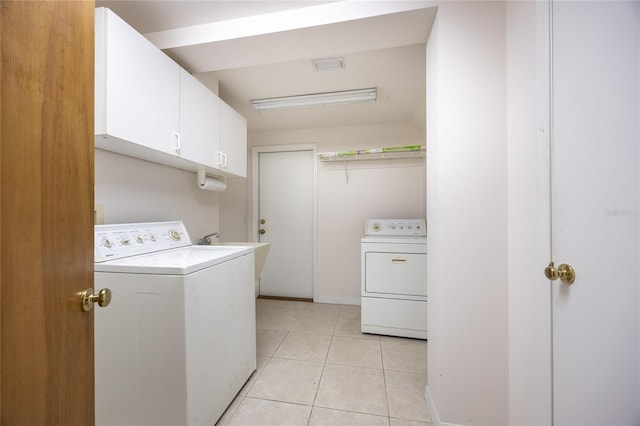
[94,149,220,241]
[506,2,552,424]
[232,123,425,304]
[219,176,249,242]
[425,2,509,424]
[425,12,442,421]
[317,158,424,304]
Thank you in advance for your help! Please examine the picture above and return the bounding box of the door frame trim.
[251,144,318,301]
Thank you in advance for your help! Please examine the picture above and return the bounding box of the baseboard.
[426,385,462,426]
[258,296,361,306]
[257,295,313,302]
[313,296,361,306]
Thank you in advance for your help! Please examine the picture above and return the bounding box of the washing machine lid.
[94,245,253,275]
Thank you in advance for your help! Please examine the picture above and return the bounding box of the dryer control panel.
[365,219,426,236]
[95,221,192,262]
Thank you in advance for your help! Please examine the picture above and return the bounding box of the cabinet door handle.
[391,258,407,264]
[174,132,181,155]
[217,152,228,168]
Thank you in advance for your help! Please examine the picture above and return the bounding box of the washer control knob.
[136,236,143,243]
[149,234,156,242]
[101,238,113,248]
[121,238,130,245]
[169,229,181,241]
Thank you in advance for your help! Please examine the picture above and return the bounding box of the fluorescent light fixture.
[251,88,377,111]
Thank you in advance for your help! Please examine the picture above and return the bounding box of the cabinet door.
[220,100,247,177]
[179,70,221,168]
[99,8,179,155]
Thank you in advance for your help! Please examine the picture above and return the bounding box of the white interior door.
[550,2,639,424]
[257,148,315,299]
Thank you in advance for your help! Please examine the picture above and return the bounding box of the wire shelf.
[318,145,425,162]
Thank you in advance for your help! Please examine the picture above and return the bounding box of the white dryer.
[361,219,427,339]
[94,221,256,426]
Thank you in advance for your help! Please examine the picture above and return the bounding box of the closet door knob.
[80,288,112,312]
[544,262,576,284]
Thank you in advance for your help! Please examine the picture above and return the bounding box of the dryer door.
[364,252,427,297]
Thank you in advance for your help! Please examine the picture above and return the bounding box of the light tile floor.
[216,299,431,426]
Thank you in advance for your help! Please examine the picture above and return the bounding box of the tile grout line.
[313,302,332,425]
[379,336,391,422]
[244,300,432,425]
[306,303,341,425]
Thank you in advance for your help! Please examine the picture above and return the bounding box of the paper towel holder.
[197,167,227,191]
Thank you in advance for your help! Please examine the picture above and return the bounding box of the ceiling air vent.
[311,57,345,72]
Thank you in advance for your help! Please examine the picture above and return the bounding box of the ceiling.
[95,1,436,132]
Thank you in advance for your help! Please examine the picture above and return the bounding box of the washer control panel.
[95,221,192,262]
[365,219,426,236]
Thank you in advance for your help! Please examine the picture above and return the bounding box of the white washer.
[94,221,256,426]
[361,219,427,339]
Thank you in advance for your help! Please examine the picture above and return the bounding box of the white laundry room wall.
[506,1,552,424]
[222,122,425,304]
[94,149,221,242]
[219,176,249,242]
[425,1,509,424]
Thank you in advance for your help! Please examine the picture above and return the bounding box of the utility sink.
[215,242,270,296]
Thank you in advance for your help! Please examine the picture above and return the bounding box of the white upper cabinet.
[95,7,247,178]
[179,69,221,168]
[220,101,248,177]
[95,7,179,156]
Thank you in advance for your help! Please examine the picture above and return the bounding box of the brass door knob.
[81,288,112,312]
[544,262,575,284]
[259,229,266,235]
[260,219,266,224]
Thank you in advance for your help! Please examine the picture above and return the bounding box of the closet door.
[549,2,639,423]
[1,1,95,423]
